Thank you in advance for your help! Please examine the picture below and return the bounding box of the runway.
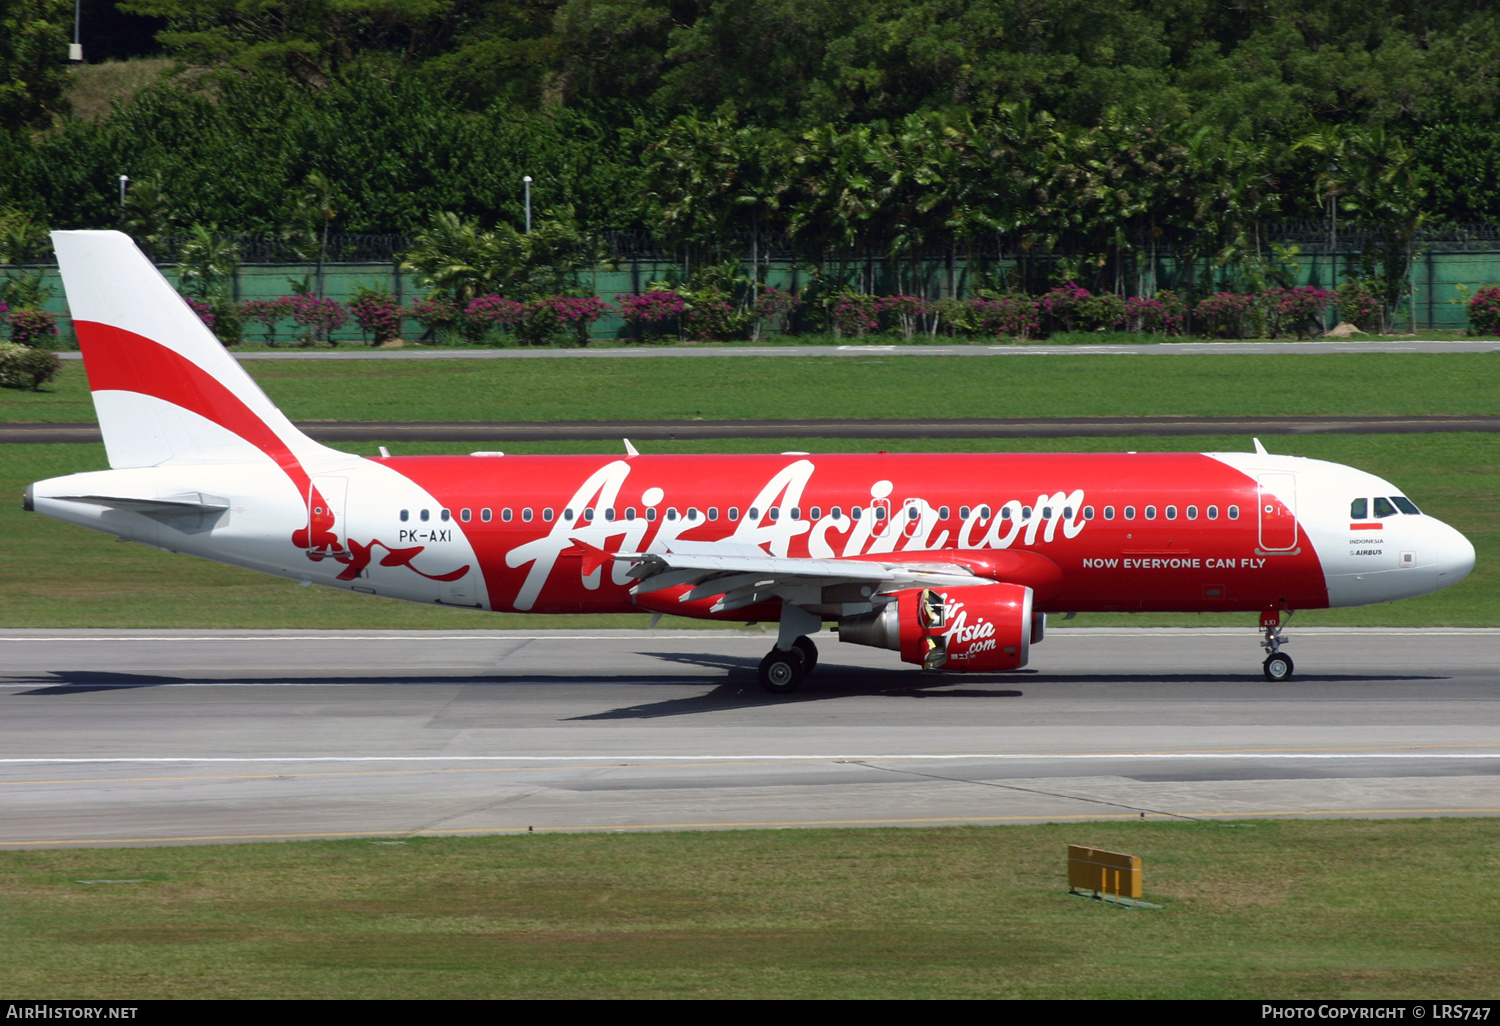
[10,414,1500,444]
[2,628,1497,848]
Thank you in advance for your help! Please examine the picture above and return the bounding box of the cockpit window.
[1350,498,1368,519]
[1391,496,1421,515]
[1373,497,1397,518]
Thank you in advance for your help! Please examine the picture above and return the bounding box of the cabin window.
[501,508,513,522]
[789,507,800,520]
[809,506,821,520]
[666,507,678,521]
[1083,506,1095,520]
[769,507,781,521]
[873,506,886,521]
[728,507,739,521]
[1124,506,1136,520]
[646,508,657,522]
[1392,496,1421,515]
[460,508,472,522]
[960,506,971,520]
[420,509,430,522]
[939,506,950,520]
[1373,497,1397,518]
[481,508,492,522]
[1145,505,1157,520]
[707,507,719,521]
[1063,507,1073,520]
[542,508,554,522]
[907,505,920,520]
[851,506,862,521]
[522,508,533,522]
[1186,505,1198,520]
[1041,506,1053,519]
[563,509,574,521]
[624,508,636,521]
[1103,506,1114,520]
[1351,498,1368,519]
[749,507,760,520]
[1228,505,1240,520]
[1021,506,1033,520]
[584,508,596,522]
[1207,505,1218,520]
[831,507,842,520]
[1165,505,1177,520]
[604,508,616,521]
[440,509,451,522]
[975,504,989,519]
[400,509,409,522]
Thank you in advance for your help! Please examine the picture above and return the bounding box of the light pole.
[118,174,129,215]
[69,0,82,61]
[523,175,532,234]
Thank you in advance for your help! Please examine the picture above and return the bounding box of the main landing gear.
[758,637,818,694]
[1260,609,1294,681]
[758,606,822,694]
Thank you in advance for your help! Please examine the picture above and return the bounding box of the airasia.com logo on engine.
[503,459,1085,609]
[941,598,999,659]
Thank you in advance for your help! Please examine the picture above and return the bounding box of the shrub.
[751,286,799,340]
[617,290,685,340]
[1336,279,1386,333]
[1038,281,1091,332]
[1075,291,1127,332]
[407,296,458,341]
[1265,286,1334,339]
[876,294,932,339]
[828,293,879,337]
[1126,291,1186,335]
[9,307,58,347]
[1195,291,1256,338]
[241,297,295,344]
[0,340,61,390]
[967,293,1039,339]
[183,296,216,331]
[288,295,347,345]
[349,288,404,345]
[465,294,525,338]
[1468,285,1500,335]
[518,296,610,346]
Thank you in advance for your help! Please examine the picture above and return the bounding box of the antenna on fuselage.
[1253,438,1269,456]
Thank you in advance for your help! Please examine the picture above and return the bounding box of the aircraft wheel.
[759,648,805,694]
[1263,652,1294,682]
[792,636,819,674]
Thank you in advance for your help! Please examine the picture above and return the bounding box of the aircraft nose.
[1431,519,1476,586]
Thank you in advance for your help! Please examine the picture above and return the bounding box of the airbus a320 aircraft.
[25,232,1477,690]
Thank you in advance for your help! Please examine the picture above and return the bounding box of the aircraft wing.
[616,540,988,614]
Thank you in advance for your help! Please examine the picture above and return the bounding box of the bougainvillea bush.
[0,339,61,389]
[828,292,879,336]
[751,286,799,340]
[349,290,404,344]
[1336,279,1386,333]
[1265,286,1335,339]
[876,294,932,339]
[1038,281,1091,332]
[9,306,59,347]
[1125,291,1186,335]
[407,296,458,340]
[967,293,1040,339]
[617,290,686,340]
[518,296,611,345]
[241,297,295,343]
[1468,285,1500,335]
[287,295,347,345]
[1195,291,1257,338]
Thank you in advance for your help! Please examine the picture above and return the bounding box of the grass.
[0,819,1495,998]
[63,58,175,122]
[6,352,1500,424]
[3,432,1496,628]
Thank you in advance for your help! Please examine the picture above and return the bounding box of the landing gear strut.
[759,606,822,694]
[1260,609,1294,681]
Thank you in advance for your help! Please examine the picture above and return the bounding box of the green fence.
[10,247,1500,345]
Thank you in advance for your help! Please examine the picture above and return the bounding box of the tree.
[0,0,72,129]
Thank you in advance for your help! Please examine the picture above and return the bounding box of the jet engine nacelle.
[837,583,1034,671]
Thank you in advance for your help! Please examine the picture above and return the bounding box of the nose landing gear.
[1260,609,1294,681]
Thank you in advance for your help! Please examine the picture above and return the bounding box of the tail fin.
[52,230,343,470]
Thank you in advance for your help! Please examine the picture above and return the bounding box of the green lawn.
[2,819,1495,998]
[6,351,1500,423]
[3,433,1495,628]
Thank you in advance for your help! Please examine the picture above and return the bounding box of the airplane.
[24,231,1477,691]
